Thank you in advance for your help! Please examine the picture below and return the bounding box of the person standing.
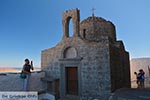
[22,58,34,91]
[139,69,145,88]
[134,72,140,88]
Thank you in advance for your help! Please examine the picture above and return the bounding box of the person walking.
[22,58,34,91]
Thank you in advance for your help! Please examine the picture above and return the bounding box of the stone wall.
[130,58,150,88]
[109,41,131,92]
[42,37,113,98]
[0,71,46,91]
[41,36,130,99]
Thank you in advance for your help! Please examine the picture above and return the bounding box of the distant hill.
[0,67,21,73]
[0,67,41,73]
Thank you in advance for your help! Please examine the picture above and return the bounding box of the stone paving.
[58,88,150,100]
[110,88,150,100]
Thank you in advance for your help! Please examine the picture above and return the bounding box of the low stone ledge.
[0,73,7,76]
[0,71,46,91]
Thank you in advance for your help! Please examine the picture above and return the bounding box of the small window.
[69,18,73,37]
[83,29,86,38]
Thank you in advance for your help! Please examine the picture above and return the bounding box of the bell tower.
[62,8,80,39]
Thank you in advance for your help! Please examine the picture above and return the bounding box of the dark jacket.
[23,64,32,73]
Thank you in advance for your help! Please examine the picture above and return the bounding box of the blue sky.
[0,0,150,68]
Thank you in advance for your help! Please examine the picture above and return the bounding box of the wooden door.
[66,67,78,95]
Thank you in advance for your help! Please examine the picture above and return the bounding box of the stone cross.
[92,7,95,16]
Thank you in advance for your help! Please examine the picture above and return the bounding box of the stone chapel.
[41,8,131,99]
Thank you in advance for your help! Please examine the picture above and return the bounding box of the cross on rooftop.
[92,7,95,16]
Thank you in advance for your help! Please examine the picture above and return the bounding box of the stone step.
[38,93,55,100]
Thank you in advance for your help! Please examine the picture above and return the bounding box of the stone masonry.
[41,8,130,99]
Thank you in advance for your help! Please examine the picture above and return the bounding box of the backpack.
[20,72,27,79]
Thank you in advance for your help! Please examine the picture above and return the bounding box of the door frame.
[59,58,82,98]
